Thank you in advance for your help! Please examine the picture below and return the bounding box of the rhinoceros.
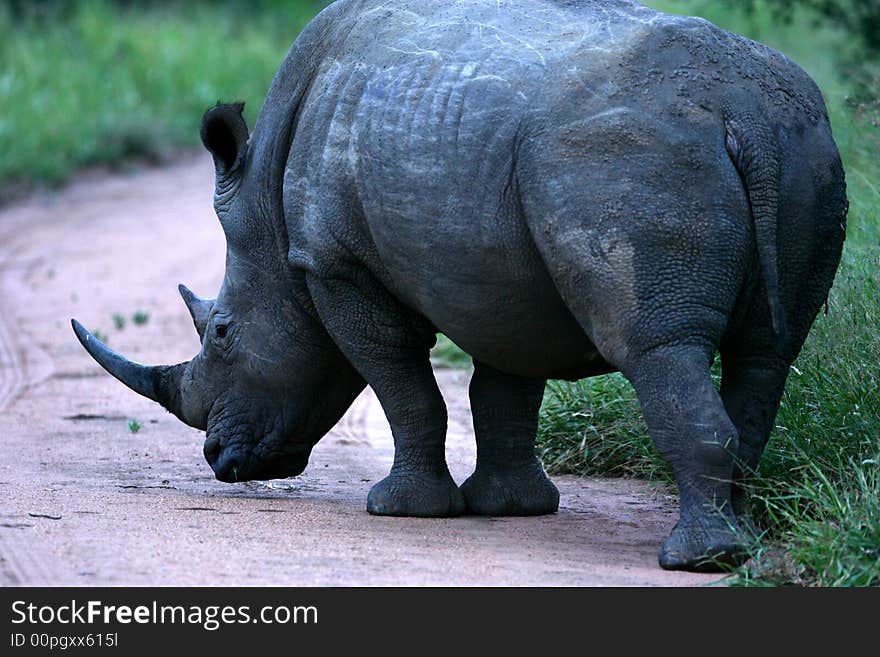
[72,0,847,571]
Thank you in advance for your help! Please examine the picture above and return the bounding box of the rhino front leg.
[307,273,465,518]
[461,361,559,515]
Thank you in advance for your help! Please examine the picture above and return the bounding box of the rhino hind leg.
[625,346,749,572]
[719,353,789,529]
[460,362,559,516]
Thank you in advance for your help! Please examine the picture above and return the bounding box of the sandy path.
[0,155,720,586]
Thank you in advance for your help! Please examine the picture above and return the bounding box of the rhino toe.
[461,462,559,516]
[658,521,750,572]
[367,470,465,518]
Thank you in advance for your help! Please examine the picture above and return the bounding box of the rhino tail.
[722,102,787,345]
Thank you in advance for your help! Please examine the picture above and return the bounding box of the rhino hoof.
[658,521,750,572]
[461,464,559,516]
[367,471,466,518]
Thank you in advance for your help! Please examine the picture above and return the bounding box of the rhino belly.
[433,283,616,381]
[363,197,612,380]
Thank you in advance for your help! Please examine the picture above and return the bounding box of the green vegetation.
[737,456,880,586]
[0,0,326,194]
[737,0,880,53]
[132,310,150,326]
[431,335,473,369]
[127,419,142,434]
[539,377,663,480]
[112,313,126,331]
[91,329,108,344]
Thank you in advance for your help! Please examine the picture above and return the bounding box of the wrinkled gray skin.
[73,0,847,572]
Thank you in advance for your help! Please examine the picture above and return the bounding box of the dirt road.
[0,155,721,586]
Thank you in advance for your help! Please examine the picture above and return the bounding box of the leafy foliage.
[736,0,880,52]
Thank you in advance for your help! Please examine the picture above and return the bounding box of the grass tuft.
[132,310,150,326]
[735,454,880,586]
[537,376,667,480]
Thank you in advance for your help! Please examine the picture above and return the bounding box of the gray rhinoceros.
[72,0,847,571]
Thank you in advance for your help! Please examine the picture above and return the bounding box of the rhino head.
[72,103,365,483]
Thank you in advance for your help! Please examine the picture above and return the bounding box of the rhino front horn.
[178,284,215,340]
[70,319,187,418]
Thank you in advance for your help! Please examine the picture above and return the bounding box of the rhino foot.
[367,469,466,518]
[658,518,750,572]
[461,462,559,516]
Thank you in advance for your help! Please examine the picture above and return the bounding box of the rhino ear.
[200,102,248,176]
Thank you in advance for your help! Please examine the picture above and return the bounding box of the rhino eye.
[215,324,228,339]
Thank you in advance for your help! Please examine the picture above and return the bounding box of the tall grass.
[0,1,324,196]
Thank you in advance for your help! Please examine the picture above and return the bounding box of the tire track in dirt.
[0,208,64,586]
[0,235,26,414]
[0,307,23,414]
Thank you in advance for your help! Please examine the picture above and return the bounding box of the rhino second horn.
[178,283,215,340]
[70,319,187,418]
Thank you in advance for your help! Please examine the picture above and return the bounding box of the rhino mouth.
[203,408,311,482]
[202,398,312,482]
[205,437,310,482]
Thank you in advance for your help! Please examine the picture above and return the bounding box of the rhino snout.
[204,436,310,483]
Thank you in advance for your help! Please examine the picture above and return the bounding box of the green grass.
[0,0,325,194]
[736,455,880,586]
[132,310,150,326]
[538,376,664,479]
[431,334,473,369]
